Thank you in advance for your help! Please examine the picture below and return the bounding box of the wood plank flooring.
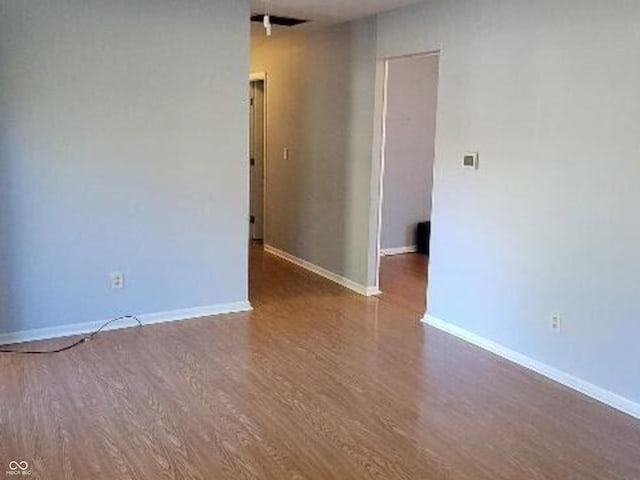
[0,245,639,479]
[379,252,428,315]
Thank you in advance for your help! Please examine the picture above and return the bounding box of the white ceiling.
[251,0,424,24]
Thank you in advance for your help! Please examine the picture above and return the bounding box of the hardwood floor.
[379,252,428,315]
[1,245,639,479]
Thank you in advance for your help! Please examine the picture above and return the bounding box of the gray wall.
[0,0,250,334]
[381,55,439,250]
[378,0,640,404]
[251,19,378,287]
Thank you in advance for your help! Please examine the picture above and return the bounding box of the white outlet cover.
[110,272,125,289]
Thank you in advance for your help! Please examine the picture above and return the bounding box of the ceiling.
[250,0,424,25]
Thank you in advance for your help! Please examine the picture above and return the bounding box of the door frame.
[249,72,267,241]
[368,51,440,300]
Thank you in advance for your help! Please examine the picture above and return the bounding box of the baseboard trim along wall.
[423,315,640,420]
[264,244,381,297]
[381,246,418,256]
[0,302,253,347]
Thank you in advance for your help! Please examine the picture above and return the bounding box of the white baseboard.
[423,315,640,420]
[0,301,253,347]
[365,287,383,296]
[381,246,418,256]
[264,245,380,297]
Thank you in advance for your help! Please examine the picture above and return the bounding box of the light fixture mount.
[263,14,272,37]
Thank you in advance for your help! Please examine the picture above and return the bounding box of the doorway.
[375,53,440,315]
[249,75,266,240]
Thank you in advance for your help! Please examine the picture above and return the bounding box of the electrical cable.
[0,315,143,355]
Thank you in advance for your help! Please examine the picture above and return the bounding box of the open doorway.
[249,74,266,241]
[376,53,440,315]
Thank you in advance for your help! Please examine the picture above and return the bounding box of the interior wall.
[0,0,250,335]
[381,55,439,251]
[250,19,378,287]
[377,0,640,405]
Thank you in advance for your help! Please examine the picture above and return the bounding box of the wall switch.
[550,314,562,332]
[283,147,289,160]
[463,152,479,169]
[110,272,125,290]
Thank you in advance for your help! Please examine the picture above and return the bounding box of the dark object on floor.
[417,221,431,255]
[0,315,142,355]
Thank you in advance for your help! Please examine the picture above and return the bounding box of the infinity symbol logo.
[8,461,29,471]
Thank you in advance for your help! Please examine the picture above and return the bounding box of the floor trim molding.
[365,287,383,296]
[0,302,253,347]
[264,245,379,297]
[423,314,640,420]
[381,246,418,256]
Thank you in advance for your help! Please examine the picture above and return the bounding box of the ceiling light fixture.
[264,14,272,36]
[263,1,272,37]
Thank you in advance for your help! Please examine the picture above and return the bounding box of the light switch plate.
[463,152,479,169]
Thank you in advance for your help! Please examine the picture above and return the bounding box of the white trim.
[0,302,253,347]
[373,59,390,292]
[264,245,380,297]
[381,246,418,256]
[423,315,640,420]
[250,72,266,82]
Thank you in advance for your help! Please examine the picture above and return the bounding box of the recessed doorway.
[249,74,266,241]
[375,53,440,315]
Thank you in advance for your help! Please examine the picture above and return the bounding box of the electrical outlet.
[550,314,562,332]
[283,147,289,160]
[110,272,125,290]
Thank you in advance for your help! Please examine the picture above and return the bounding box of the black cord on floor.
[0,315,143,355]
